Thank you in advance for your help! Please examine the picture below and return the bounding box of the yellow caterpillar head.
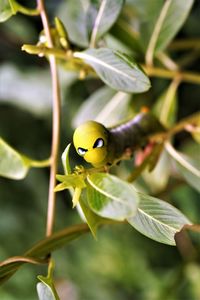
[73,121,108,167]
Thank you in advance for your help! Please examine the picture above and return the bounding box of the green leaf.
[0,224,89,285]
[73,86,132,128]
[56,174,86,189]
[87,173,139,220]
[79,195,111,238]
[74,48,150,93]
[58,0,124,48]
[153,0,194,53]
[130,0,194,54]
[0,138,50,179]
[37,265,60,300]
[37,282,58,300]
[127,192,191,245]
[142,150,171,194]
[90,0,124,47]
[0,137,29,179]
[61,143,72,175]
[166,142,200,193]
[153,81,178,128]
[0,0,15,22]
[57,0,90,47]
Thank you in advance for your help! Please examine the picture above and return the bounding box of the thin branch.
[144,66,200,85]
[37,0,61,237]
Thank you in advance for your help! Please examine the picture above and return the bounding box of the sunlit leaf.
[128,192,191,245]
[37,282,57,300]
[61,143,72,175]
[74,48,150,93]
[0,0,15,22]
[56,174,86,189]
[87,173,139,220]
[37,271,60,300]
[166,142,200,193]
[0,137,29,179]
[73,86,132,128]
[79,195,111,238]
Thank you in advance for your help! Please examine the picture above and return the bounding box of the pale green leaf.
[87,173,139,220]
[79,195,110,238]
[142,150,171,194]
[166,142,200,193]
[57,0,90,47]
[128,192,191,245]
[73,86,132,128]
[61,143,72,175]
[129,0,194,53]
[154,0,194,53]
[37,275,60,300]
[56,174,86,189]
[0,137,29,179]
[153,81,178,128]
[90,0,124,46]
[58,0,124,48]
[0,0,14,22]
[74,48,150,93]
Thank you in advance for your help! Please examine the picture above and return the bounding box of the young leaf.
[61,143,72,175]
[79,195,111,238]
[37,282,58,300]
[87,173,139,220]
[73,86,132,128]
[57,0,90,47]
[74,48,150,93]
[153,80,178,128]
[165,142,200,193]
[90,0,124,47]
[127,192,191,246]
[56,174,86,189]
[0,137,29,179]
[142,150,171,194]
[0,0,15,22]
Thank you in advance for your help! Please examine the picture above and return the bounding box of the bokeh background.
[0,1,200,299]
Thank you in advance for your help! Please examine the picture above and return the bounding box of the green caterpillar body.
[73,112,165,168]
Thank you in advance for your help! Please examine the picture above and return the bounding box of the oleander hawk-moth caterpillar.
[73,111,165,168]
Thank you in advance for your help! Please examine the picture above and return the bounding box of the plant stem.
[10,0,39,16]
[144,66,200,85]
[169,39,200,50]
[37,0,61,237]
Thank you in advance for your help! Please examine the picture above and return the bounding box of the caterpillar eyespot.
[93,138,104,149]
[77,147,87,156]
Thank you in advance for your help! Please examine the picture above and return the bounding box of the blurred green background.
[0,1,200,299]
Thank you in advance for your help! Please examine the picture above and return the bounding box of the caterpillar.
[73,111,165,168]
